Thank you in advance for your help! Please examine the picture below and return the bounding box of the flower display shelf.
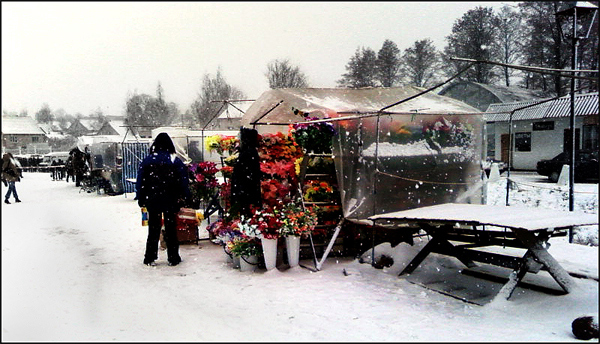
[296,153,344,261]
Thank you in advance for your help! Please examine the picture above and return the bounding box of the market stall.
[236,86,485,270]
[242,86,484,219]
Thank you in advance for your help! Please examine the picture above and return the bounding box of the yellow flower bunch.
[205,135,239,155]
[205,135,223,153]
[294,157,303,176]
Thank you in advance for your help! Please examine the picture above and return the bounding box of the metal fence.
[121,142,150,193]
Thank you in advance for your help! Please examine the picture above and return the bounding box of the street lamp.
[555,1,598,213]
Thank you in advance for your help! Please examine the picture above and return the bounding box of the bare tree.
[401,38,441,87]
[265,59,309,89]
[190,68,245,127]
[494,5,525,87]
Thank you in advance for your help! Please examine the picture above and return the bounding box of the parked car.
[536,150,599,183]
[482,158,508,177]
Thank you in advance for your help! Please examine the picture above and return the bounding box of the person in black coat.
[70,147,86,187]
[230,127,262,217]
[136,132,190,266]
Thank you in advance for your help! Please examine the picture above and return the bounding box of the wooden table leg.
[399,237,436,276]
[496,250,535,300]
[399,224,477,276]
[512,229,575,294]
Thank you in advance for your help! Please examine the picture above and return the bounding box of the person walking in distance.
[136,133,190,266]
[2,153,22,204]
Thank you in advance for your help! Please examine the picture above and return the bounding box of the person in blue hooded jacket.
[136,132,190,266]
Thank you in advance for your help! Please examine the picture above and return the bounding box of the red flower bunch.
[261,179,294,206]
[189,161,220,203]
[220,165,234,179]
[260,160,296,179]
[248,205,282,239]
[219,181,231,212]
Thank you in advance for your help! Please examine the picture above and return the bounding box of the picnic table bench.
[369,203,598,300]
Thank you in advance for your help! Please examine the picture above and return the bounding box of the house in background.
[1,115,49,154]
[67,117,103,137]
[39,120,72,147]
[202,100,253,131]
[94,116,141,139]
[484,92,599,170]
[39,120,70,137]
[438,81,548,112]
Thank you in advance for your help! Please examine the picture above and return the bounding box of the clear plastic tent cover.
[332,113,484,223]
[240,87,485,223]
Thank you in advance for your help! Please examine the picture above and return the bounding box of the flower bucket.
[261,237,278,270]
[240,255,258,272]
[232,255,240,269]
[285,236,301,268]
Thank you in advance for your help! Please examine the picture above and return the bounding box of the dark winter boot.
[15,199,21,203]
[168,258,181,266]
[4,199,10,204]
[143,259,157,266]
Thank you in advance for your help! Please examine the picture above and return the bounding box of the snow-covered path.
[2,172,598,341]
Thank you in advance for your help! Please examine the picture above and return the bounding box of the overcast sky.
[2,1,513,117]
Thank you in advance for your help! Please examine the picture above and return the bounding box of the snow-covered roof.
[484,92,599,122]
[241,87,480,127]
[74,118,103,131]
[38,120,68,136]
[1,116,46,135]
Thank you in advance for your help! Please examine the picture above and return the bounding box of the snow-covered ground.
[1,171,598,341]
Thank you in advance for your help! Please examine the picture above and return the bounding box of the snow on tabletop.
[369,203,599,231]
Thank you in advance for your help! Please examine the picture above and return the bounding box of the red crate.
[176,208,199,244]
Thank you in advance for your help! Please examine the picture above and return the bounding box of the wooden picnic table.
[369,203,599,300]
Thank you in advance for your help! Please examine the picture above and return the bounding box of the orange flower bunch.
[258,132,302,162]
[304,180,336,202]
[220,136,238,154]
[278,202,318,237]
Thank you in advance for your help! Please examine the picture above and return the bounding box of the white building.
[485,92,599,170]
